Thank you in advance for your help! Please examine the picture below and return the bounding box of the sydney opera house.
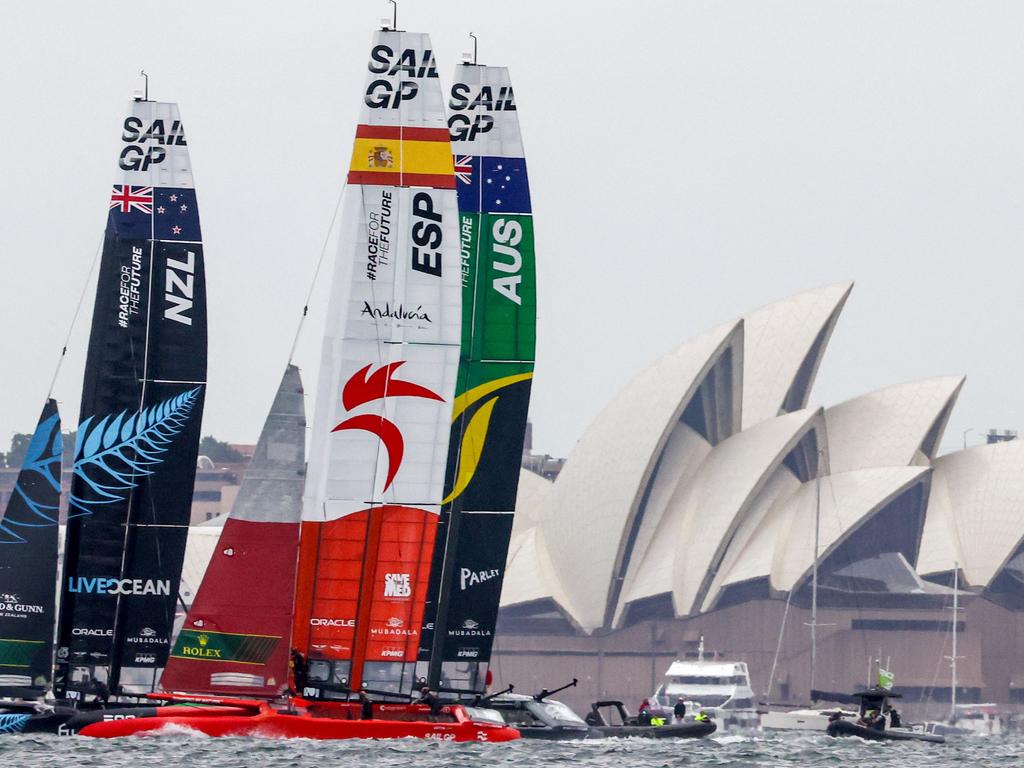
[491,282,1024,714]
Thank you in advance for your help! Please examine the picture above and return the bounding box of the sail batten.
[55,100,207,697]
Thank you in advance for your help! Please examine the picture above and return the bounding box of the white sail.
[294,30,460,694]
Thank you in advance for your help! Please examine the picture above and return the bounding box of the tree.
[198,436,244,463]
[5,433,31,470]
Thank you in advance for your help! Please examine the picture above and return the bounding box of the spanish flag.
[348,125,455,189]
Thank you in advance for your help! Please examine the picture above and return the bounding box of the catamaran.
[0,91,208,735]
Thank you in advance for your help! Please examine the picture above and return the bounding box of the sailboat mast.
[951,562,959,720]
[810,462,821,697]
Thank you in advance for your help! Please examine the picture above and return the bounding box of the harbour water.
[4,732,1024,768]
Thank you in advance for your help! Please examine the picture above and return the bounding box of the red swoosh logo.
[343,362,444,411]
[331,414,404,491]
[332,363,445,491]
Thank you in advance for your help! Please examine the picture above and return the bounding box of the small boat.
[825,688,945,744]
[584,700,717,739]
[925,704,1003,737]
[486,681,601,740]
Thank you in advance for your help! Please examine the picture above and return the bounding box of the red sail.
[161,365,305,697]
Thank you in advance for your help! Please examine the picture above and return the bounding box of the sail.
[55,100,207,697]
[420,64,536,691]
[292,30,461,697]
[161,365,305,697]
[0,400,62,697]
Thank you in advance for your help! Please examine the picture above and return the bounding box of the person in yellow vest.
[650,714,666,726]
[694,711,710,723]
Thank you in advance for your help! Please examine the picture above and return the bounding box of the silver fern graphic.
[70,388,201,515]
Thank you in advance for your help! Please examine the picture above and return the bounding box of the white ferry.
[651,640,759,728]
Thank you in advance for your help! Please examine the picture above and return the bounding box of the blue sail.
[0,399,61,696]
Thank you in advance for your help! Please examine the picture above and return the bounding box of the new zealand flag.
[153,187,201,242]
[454,156,531,214]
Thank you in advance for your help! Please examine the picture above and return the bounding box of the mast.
[949,562,960,720]
[810,467,820,696]
[292,27,461,698]
[421,59,536,693]
[55,97,207,699]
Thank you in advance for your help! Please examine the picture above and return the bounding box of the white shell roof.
[741,282,852,429]
[769,466,930,593]
[824,377,964,474]
[917,440,1024,586]
[669,408,826,616]
[539,320,743,631]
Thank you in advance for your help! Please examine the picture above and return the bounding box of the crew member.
[418,685,442,717]
[673,697,687,723]
[290,648,308,692]
[694,710,710,723]
[637,705,653,726]
[359,690,373,720]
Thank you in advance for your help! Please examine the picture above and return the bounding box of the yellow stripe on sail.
[350,138,455,177]
[442,396,499,505]
[449,372,533,422]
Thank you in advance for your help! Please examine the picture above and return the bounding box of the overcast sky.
[1,1,1021,459]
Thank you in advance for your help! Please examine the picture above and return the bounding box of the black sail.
[0,399,62,697]
[55,100,207,698]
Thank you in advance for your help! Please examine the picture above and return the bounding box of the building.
[495,282,1024,717]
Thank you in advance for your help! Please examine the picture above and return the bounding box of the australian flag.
[454,156,531,215]
[153,187,201,242]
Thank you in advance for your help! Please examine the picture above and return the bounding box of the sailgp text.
[119,117,186,172]
[365,46,437,109]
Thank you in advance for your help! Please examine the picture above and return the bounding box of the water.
[4,731,1024,768]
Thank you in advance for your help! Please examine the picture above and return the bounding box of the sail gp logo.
[331,362,443,490]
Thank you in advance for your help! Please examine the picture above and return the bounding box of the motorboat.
[488,692,600,740]
[826,688,945,743]
[584,700,716,738]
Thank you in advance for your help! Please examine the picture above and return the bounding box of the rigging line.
[47,238,104,399]
[287,181,348,365]
[765,584,794,701]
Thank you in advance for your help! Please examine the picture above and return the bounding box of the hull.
[596,722,716,739]
[77,709,519,741]
[1,704,247,735]
[516,725,602,740]
[827,719,945,743]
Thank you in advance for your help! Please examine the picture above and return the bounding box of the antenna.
[382,0,397,30]
[139,70,149,102]
[462,32,478,65]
